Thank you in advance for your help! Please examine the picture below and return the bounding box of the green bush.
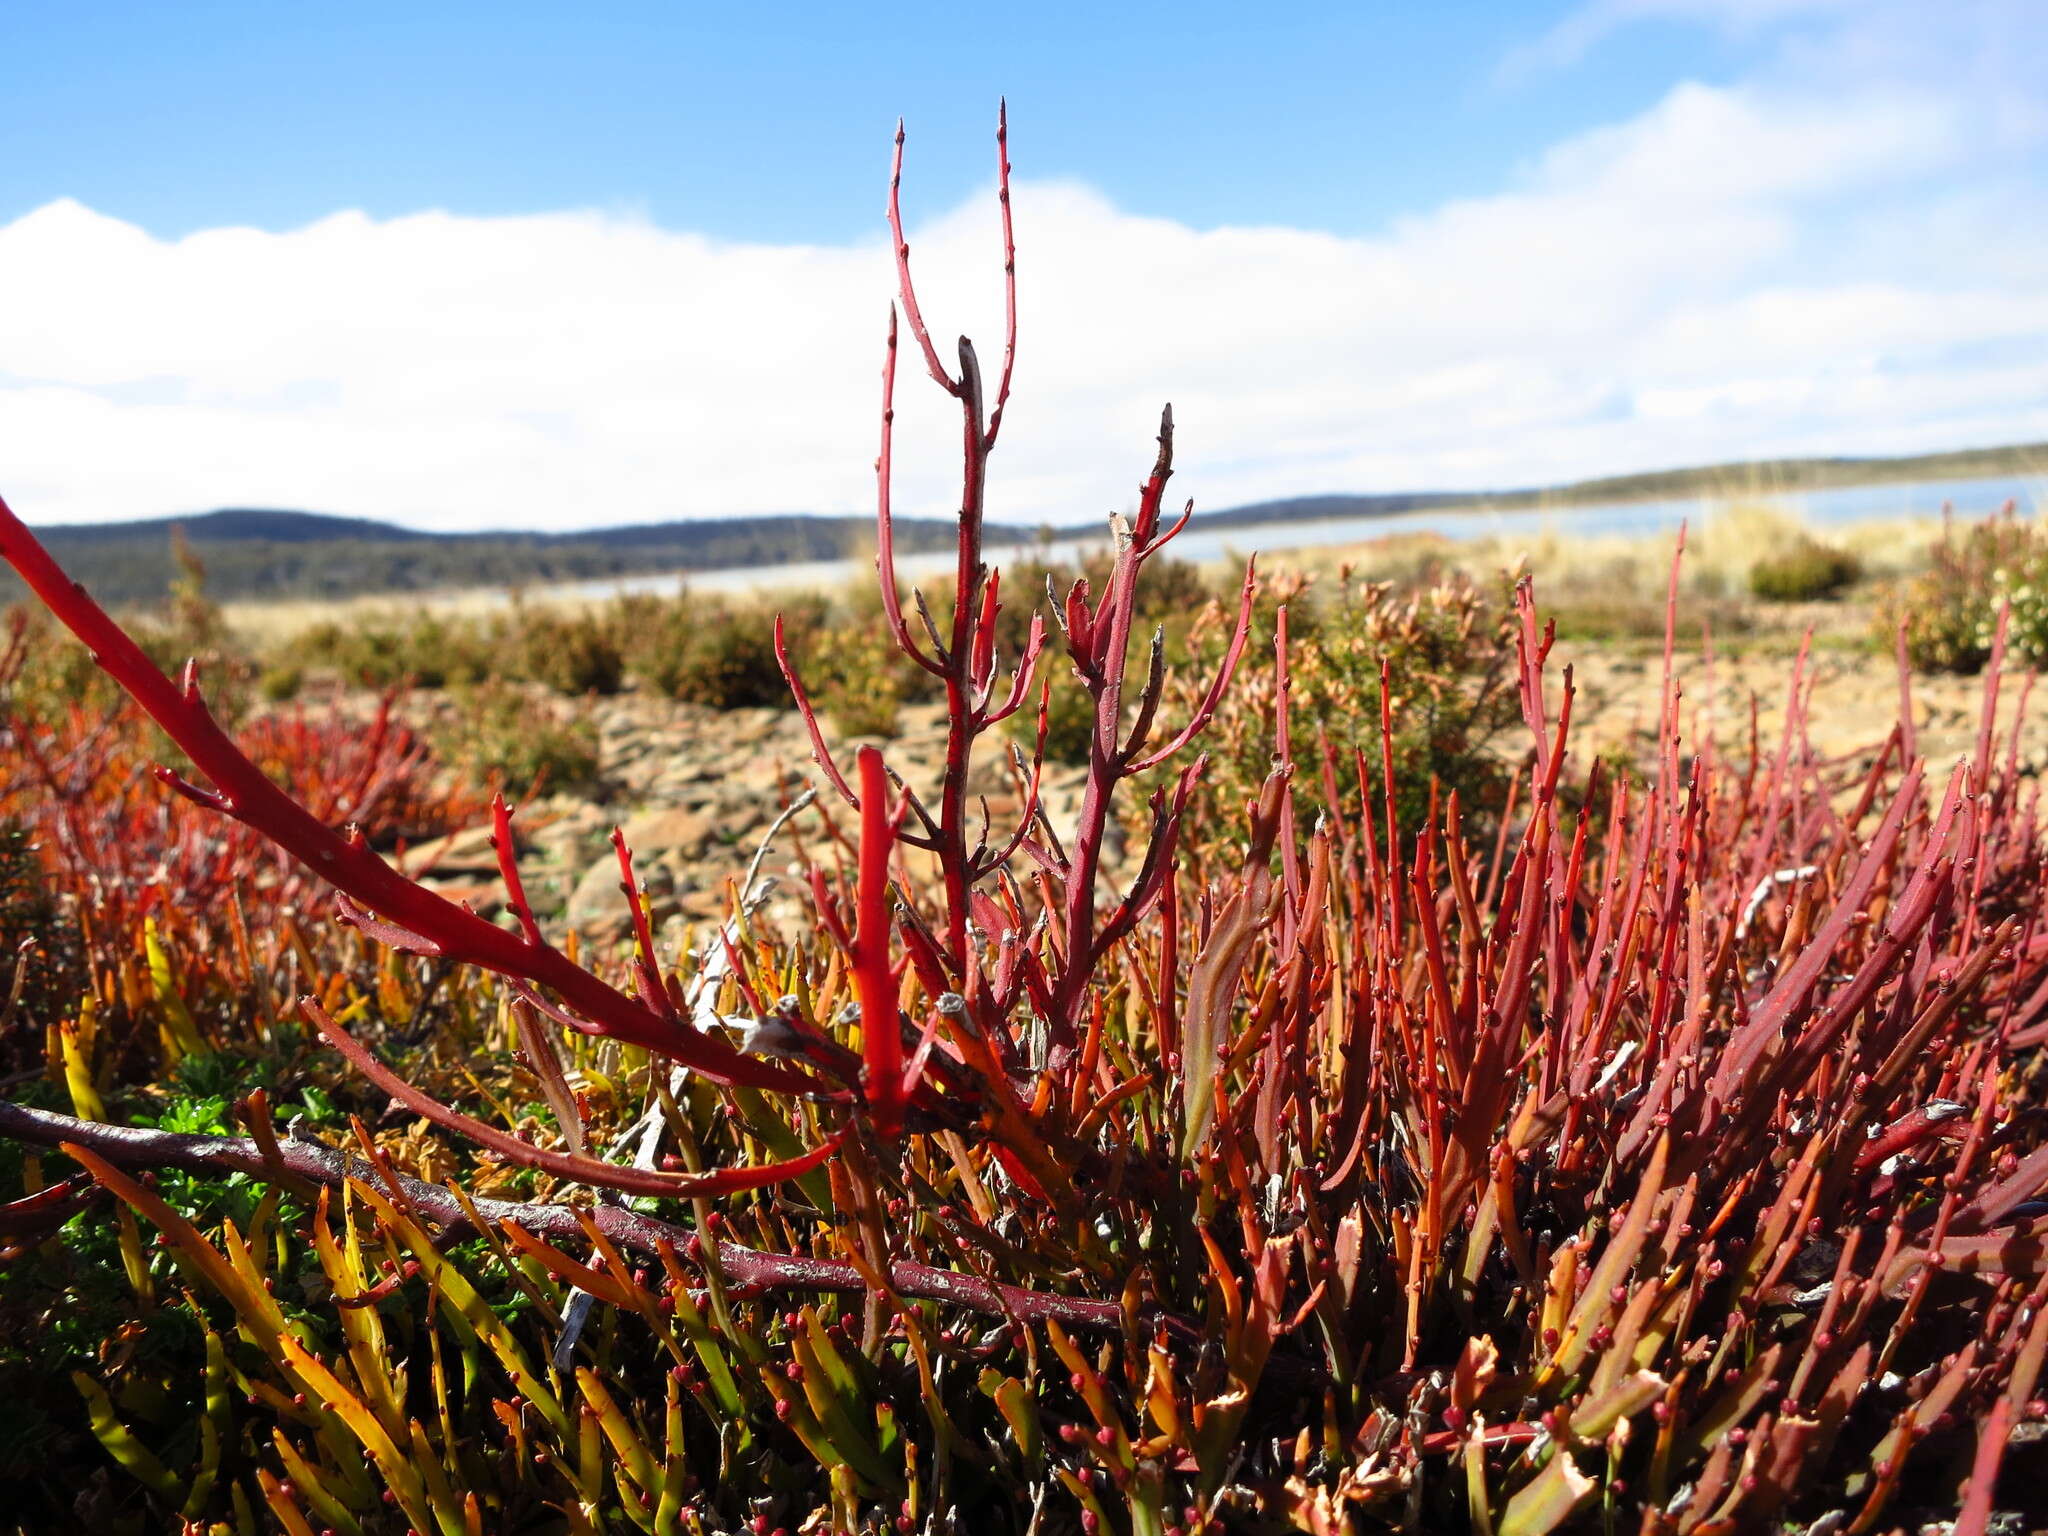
[1301,572,1521,833]
[642,602,792,709]
[434,683,601,796]
[287,613,496,690]
[2005,559,2048,666]
[816,622,908,737]
[256,664,303,703]
[515,606,625,695]
[1165,569,1522,855]
[606,592,693,698]
[0,822,86,1076]
[1748,536,1862,601]
[4,607,124,721]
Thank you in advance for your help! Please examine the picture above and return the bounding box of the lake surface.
[547,470,2045,602]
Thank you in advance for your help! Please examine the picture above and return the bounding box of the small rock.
[405,821,506,877]
[617,806,715,860]
[565,845,680,941]
[565,856,624,931]
[679,888,728,920]
[418,878,504,917]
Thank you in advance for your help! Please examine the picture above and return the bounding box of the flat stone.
[565,855,630,936]
[679,888,728,920]
[406,821,505,877]
[565,844,682,942]
[616,806,715,860]
[419,878,504,917]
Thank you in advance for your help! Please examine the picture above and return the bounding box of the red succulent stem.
[858,112,1046,977]
[934,339,990,960]
[773,613,860,809]
[853,747,908,1136]
[983,98,1018,451]
[612,828,675,1020]
[1043,420,1174,1048]
[1044,418,1256,1048]
[887,119,960,397]
[722,114,1233,1121]
[1123,559,1257,774]
[491,793,544,947]
[305,1000,840,1197]
[0,494,810,1095]
[870,308,945,683]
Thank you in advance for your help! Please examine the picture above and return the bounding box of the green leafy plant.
[517,603,628,696]
[435,680,602,797]
[255,663,303,703]
[815,621,911,738]
[635,598,794,709]
[288,610,497,690]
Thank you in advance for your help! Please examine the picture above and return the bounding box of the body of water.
[544,470,2045,602]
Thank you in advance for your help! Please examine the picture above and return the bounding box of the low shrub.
[288,611,497,690]
[1171,567,1522,855]
[1880,505,2043,672]
[1303,570,1521,824]
[433,681,601,796]
[1542,591,1677,642]
[647,603,790,708]
[0,821,86,1075]
[255,662,302,702]
[1748,534,1863,600]
[607,590,693,698]
[3,605,124,719]
[814,621,909,737]
[515,603,627,695]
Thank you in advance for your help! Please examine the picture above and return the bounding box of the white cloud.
[1502,0,1862,78]
[1,13,2044,533]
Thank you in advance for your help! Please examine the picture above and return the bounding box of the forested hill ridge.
[1197,438,2046,528]
[9,438,2040,605]
[1,509,999,605]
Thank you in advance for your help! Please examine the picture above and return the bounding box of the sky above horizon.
[2,0,2044,531]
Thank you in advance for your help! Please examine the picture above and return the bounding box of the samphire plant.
[3,111,2048,1536]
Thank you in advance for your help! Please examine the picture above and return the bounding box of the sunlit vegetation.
[2,113,2046,1536]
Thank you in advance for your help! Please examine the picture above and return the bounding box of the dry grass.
[214,501,1978,670]
[1303,499,1943,592]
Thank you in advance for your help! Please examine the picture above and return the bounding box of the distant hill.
[1198,439,2046,529]
[8,439,2040,607]
[1192,492,1475,529]
[2,508,1014,606]
[42,509,439,546]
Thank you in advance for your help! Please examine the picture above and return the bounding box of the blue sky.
[3,3,1762,242]
[1,1,2043,530]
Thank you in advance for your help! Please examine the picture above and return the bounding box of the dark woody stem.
[0,1098,1138,1333]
